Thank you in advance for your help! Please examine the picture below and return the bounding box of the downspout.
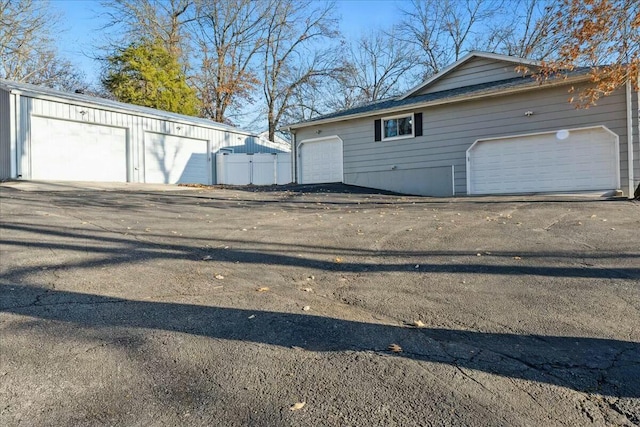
[627,79,635,199]
[637,73,640,198]
[287,128,297,183]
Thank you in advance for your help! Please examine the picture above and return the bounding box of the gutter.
[627,79,635,199]
[286,75,592,130]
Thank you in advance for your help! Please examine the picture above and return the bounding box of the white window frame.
[382,113,414,141]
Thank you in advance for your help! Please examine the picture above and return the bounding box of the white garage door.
[467,127,619,195]
[144,132,210,184]
[30,116,128,182]
[299,136,343,184]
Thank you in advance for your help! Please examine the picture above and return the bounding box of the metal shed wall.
[0,88,10,179]
[14,94,259,183]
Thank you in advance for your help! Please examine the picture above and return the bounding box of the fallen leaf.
[413,320,426,328]
[334,257,343,263]
[215,274,224,280]
[302,305,311,311]
[513,256,522,260]
[256,287,270,292]
[388,343,403,353]
[290,402,306,411]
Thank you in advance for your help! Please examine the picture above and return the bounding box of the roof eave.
[2,84,257,137]
[286,75,589,130]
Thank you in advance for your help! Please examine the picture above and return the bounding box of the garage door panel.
[30,116,127,182]
[469,127,618,194]
[300,137,343,184]
[144,133,209,184]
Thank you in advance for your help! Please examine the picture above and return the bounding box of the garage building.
[0,79,272,185]
[285,52,639,198]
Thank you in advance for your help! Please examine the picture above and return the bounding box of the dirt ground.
[1,181,639,426]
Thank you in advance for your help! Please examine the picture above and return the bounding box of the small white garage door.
[467,127,619,195]
[30,116,128,182]
[299,136,343,184]
[144,132,210,184]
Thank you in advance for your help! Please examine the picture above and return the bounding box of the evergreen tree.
[102,39,198,116]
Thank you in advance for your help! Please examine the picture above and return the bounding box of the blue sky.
[49,0,406,85]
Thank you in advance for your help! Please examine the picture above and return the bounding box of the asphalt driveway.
[1,181,639,426]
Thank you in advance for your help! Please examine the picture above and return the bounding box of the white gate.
[216,153,292,185]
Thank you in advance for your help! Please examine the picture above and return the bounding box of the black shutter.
[374,119,382,141]
[414,112,423,137]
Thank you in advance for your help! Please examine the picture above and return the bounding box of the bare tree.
[262,0,340,141]
[398,0,504,78]
[100,0,195,63]
[0,0,85,89]
[398,0,564,80]
[484,0,564,60]
[190,0,268,124]
[345,29,418,104]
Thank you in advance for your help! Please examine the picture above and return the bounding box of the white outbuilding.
[0,79,283,185]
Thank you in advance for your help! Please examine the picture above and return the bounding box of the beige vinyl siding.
[296,82,633,196]
[415,57,530,95]
[0,88,10,179]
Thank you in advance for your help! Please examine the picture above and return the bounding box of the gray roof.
[289,68,592,128]
[0,79,256,136]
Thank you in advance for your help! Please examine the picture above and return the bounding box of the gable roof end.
[399,51,543,100]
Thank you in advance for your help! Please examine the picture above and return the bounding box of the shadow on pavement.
[2,283,638,399]
[2,222,639,280]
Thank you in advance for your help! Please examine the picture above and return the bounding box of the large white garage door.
[30,116,128,182]
[299,136,343,184]
[467,127,619,195]
[144,132,210,184]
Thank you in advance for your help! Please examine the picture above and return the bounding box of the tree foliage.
[102,39,199,115]
[0,0,85,90]
[535,0,639,106]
